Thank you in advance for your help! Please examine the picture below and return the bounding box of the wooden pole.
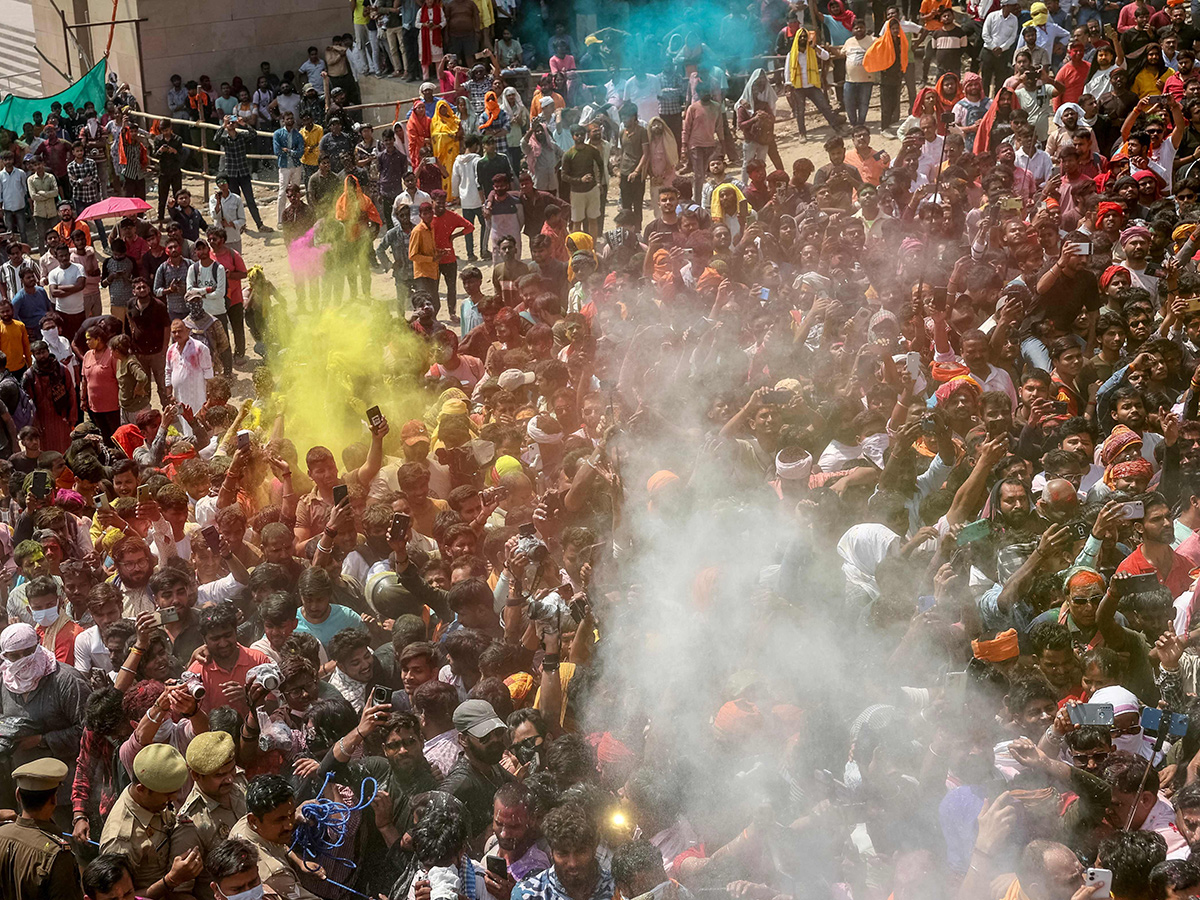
[200,125,210,205]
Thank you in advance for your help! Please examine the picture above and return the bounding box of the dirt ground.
[187,91,907,399]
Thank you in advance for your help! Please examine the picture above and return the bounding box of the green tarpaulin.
[0,60,107,132]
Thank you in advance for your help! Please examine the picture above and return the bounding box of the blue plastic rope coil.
[289,769,380,899]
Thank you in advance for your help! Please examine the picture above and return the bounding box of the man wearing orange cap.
[1031,568,1159,703]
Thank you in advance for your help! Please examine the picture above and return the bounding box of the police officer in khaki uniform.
[180,732,246,900]
[99,743,203,897]
[0,759,83,900]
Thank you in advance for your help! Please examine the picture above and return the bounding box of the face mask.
[222,886,264,900]
[1114,730,1150,758]
[30,606,59,627]
[42,327,57,340]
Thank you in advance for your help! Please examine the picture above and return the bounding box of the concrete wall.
[136,0,350,115]
[34,0,352,112]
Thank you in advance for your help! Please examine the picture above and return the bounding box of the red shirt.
[1115,544,1196,598]
[186,644,272,717]
[1055,58,1090,108]
[431,210,474,265]
[211,247,247,306]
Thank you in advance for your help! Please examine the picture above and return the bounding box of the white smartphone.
[1085,868,1112,898]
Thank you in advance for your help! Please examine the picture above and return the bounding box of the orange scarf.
[117,126,148,168]
[335,175,382,241]
[480,91,502,129]
[863,25,909,73]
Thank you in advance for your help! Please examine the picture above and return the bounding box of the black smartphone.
[1118,572,1161,594]
[930,287,948,311]
[570,598,588,622]
[332,484,349,505]
[390,512,411,539]
[542,489,564,514]
[366,405,383,428]
[1049,400,1070,414]
[519,523,537,537]
[920,415,938,434]
[1067,521,1090,540]
[202,525,221,553]
[31,470,50,498]
[371,685,391,707]
[941,111,955,125]
[485,856,508,880]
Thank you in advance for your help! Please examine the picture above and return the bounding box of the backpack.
[0,374,34,430]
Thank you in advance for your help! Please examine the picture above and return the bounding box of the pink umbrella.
[76,196,152,221]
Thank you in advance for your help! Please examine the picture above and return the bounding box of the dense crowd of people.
[12,1,1200,900]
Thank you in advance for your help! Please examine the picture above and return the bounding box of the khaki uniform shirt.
[0,818,83,900]
[178,779,248,899]
[229,817,321,900]
[99,786,199,891]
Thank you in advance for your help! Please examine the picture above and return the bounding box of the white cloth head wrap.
[0,623,55,693]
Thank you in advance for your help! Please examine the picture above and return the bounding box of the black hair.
[542,800,599,853]
[246,774,294,817]
[1099,830,1168,898]
[206,837,259,882]
[83,855,135,899]
[198,602,238,637]
[611,839,666,892]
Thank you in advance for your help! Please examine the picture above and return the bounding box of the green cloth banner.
[0,60,107,132]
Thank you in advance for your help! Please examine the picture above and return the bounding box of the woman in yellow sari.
[430,99,462,196]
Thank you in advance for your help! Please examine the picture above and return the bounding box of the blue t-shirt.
[12,287,50,338]
[295,604,365,646]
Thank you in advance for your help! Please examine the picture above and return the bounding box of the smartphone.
[519,523,537,537]
[1085,869,1113,899]
[390,512,411,540]
[31,470,50,498]
[905,350,923,382]
[154,606,181,625]
[371,685,391,707]
[1118,571,1160,594]
[940,111,955,125]
[1073,242,1092,256]
[1116,500,1144,520]
[874,149,887,161]
[920,415,938,434]
[759,286,770,302]
[999,197,1022,211]
[136,484,151,503]
[236,429,251,449]
[332,484,349,506]
[1147,94,1168,106]
[201,525,221,553]
[570,597,588,623]
[1141,707,1190,737]
[1068,703,1114,727]
[950,547,972,578]
[956,518,991,545]
[930,287,948,311]
[1067,521,1090,540]
[1185,298,1200,313]
[1049,400,1070,415]
[93,492,109,510]
[543,489,564,515]
[1144,259,1162,278]
[366,405,383,428]
[485,856,508,880]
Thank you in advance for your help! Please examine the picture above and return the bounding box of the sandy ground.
[178,90,907,400]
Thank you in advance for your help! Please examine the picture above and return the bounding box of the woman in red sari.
[417,0,444,80]
[406,100,432,165]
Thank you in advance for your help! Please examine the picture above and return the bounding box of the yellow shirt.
[0,319,30,370]
[408,221,439,281]
[300,124,324,166]
[1133,66,1173,98]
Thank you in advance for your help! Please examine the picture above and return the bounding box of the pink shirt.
[81,346,119,412]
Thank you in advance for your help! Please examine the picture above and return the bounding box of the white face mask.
[42,327,58,340]
[222,885,264,900]
[30,606,59,627]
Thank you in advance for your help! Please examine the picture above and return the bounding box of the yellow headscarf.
[710,182,746,220]
[788,30,822,90]
[566,232,596,281]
